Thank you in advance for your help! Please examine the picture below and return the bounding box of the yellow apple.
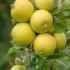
[35,0,54,10]
[34,33,56,56]
[54,33,67,49]
[10,65,24,70]
[11,23,36,46]
[11,0,34,22]
[30,10,54,33]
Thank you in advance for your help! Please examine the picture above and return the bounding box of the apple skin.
[34,33,56,57]
[30,10,54,33]
[11,23,36,46]
[54,33,67,49]
[35,0,54,10]
[10,65,24,70]
[11,0,34,22]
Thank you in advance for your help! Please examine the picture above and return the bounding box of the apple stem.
[43,24,48,29]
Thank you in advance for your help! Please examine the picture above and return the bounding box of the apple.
[11,0,34,22]
[11,23,36,46]
[10,65,24,70]
[34,33,56,56]
[35,0,54,10]
[54,33,67,49]
[30,10,54,33]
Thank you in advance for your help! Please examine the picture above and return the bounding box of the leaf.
[7,47,19,56]
[61,48,70,56]
[66,30,70,38]
[62,10,70,17]
[54,22,65,32]
[61,0,70,10]
[0,42,12,67]
[52,59,67,70]
[58,57,70,70]
[48,52,64,60]
[32,56,52,70]
[35,56,45,70]
[15,57,23,65]
[65,19,70,30]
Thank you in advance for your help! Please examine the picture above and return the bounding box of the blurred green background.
[0,0,14,70]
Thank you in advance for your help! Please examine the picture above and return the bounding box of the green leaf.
[7,47,19,56]
[15,57,23,65]
[61,48,70,56]
[59,57,70,70]
[52,59,67,70]
[54,22,65,32]
[62,10,70,17]
[0,42,12,67]
[51,7,61,15]
[61,0,70,10]
[65,19,70,30]
[48,52,64,60]
[32,56,51,70]
[66,30,70,39]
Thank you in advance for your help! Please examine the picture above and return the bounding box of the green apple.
[35,0,54,10]
[30,10,54,33]
[11,0,34,22]
[54,33,67,49]
[34,33,56,56]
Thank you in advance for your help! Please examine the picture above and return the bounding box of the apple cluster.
[11,0,67,58]
[10,0,67,70]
